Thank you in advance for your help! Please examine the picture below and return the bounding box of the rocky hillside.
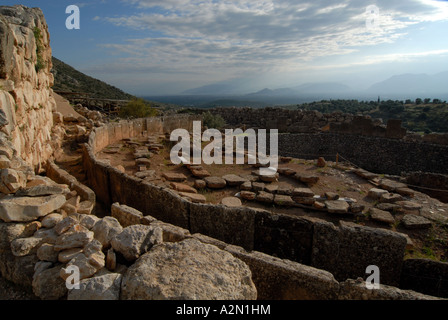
[51,57,135,100]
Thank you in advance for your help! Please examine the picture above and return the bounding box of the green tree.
[119,98,158,119]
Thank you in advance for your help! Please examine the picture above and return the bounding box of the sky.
[2,0,448,95]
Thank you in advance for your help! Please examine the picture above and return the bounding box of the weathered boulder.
[111,224,163,261]
[54,216,78,235]
[92,216,123,249]
[41,213,63,229]
[36,243,58,262]
[32,264,68,300]
[121,238,257,300]
[33,227,59,245]
[77,200,95,215]
[58,247,83,264]
[54,226,94,251]
[10,236,43,257]
[60,252,99,280]
[68,273,122,300]
[317,157,326,167]
[0,194,66,222]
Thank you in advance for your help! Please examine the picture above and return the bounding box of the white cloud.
[94,0,448,89]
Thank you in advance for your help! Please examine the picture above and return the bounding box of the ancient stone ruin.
[0,5,447,301]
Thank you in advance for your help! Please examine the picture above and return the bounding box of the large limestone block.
[0,194,66,222]
[111,224,163,261]
[121,238,257,300]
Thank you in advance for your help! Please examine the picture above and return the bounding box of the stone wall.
[276,133,448,175]
[405,172,448,203]
[211,106,448,144]
[207,107,448,175]
[110,202,437,300]
[0,5,60,171]
[83,116,421,291]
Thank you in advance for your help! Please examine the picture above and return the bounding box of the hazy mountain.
[368,72,448,95]
[247,87,297,96]
[181,78,261,95]
[246,82,351,97]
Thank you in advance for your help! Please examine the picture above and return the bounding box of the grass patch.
[33,27,46,73]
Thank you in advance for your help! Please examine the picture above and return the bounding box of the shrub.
[202,111,226,129]
[119,98,158,119]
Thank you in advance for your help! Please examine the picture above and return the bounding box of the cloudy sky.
[3,0,448,95]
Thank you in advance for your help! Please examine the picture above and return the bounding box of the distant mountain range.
[181,72,448,101]
[368,71,448,95]
[247,82,351,97]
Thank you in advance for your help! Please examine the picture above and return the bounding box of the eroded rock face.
[121,238,257,300]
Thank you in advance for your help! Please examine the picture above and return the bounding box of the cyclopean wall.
[211,107,448,175]
[0,5,61,172]
[82,115,440,298]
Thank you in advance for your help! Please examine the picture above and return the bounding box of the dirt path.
[53,92,82,118]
